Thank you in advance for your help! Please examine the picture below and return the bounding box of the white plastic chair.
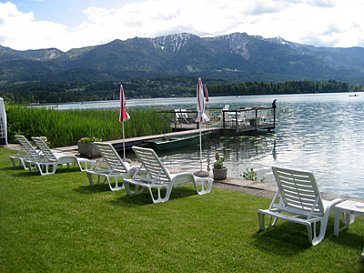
[85,142,138,191]
[123,146,213,203]
[237,110,249,126]
[258,166,342,245]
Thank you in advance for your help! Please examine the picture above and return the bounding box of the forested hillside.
[1,32,363,103]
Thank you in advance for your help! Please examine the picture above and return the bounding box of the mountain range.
[1,32,364,84]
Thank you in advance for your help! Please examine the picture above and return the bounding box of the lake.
[148,92,364,199]
[47,92,364,198]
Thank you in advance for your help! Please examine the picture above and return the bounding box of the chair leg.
[86,173,107,188]
[311,211,333,246]
[271,216,278,226]
[258,211,278,231]
[124,181,144,196]
[86,172,95,187]
[21,159,32,171]
[258,212,266,231]
[9,157,19,168]
[25,160,39,173]
[311,221,328,246]
[107,176,125,192]
[38,163,57,175]
[149,185,172,203]
[306,223,313,245]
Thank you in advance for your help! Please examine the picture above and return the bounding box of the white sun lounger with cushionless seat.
[25,136,95,175]
[258,166,342,246]
[9,135,43,169]
[85,142,138,191]
[123,146,213,204]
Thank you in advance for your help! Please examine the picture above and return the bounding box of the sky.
[1,0,364,51]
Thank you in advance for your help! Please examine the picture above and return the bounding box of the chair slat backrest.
[132,146,171,184]
[94,142,129,173]
[15,135,39,158]
[31,137,57,162]
[272,166,324,217]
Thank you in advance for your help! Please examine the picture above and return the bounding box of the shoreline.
[6,143,364,203]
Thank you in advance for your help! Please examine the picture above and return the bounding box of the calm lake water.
[49,93,364,198]
[150,92,364,199]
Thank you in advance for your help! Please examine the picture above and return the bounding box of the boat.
[144,132,210,151]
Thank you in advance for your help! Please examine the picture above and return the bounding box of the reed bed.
[6,105,172,147]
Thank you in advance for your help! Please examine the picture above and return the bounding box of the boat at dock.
[144,132,210,151]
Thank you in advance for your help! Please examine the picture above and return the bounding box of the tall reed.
[6,105,172,147]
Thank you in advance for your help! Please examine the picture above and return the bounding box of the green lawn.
[1,148,364,273]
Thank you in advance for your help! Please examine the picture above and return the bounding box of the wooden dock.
[53,128,219,154]
[170,106,276,133]
[54,105,276,154]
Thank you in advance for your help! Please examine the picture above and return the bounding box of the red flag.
[203,83,209,102]
[119,84,130,122]
[196,78,209,123]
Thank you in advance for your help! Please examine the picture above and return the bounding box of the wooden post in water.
[222,110,226,129]
[272,99,277,128]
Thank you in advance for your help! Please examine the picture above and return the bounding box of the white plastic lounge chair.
[85,142,138,191]
[175,109,194,124]
[26,136,95,175]
[258,166,342,246]
[257,108,269,124]
[220,105,230,121]
[123,146,213,204]
[182,109,197,124]
[245,109,257,126]
[9,135,42,169]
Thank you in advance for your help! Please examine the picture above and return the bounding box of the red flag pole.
[119,84,130,161]
[122,122,126,159]
[194,78,209,177]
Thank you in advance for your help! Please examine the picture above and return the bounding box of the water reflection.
[132,132,278,186]
[126,93,364,199]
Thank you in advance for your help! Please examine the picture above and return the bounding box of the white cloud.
[1,0,364,51]
[0,2,68,49]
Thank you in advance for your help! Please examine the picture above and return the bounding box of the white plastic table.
[193,176,213,195]
[334,200,364,236]
[334,200,364,259]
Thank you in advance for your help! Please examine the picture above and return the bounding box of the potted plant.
[242,168,265,183]
[77,137,102,159]
[212,152,227,180]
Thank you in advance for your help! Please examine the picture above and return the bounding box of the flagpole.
[122,121,126,160]
[199,120,202,171]
[119,83,131,163]
[193,77,209,177]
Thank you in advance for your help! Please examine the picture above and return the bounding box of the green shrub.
[78,137,102,143]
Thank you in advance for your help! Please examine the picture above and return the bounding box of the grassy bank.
[1,148,364,272]
[6,105,172,147]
